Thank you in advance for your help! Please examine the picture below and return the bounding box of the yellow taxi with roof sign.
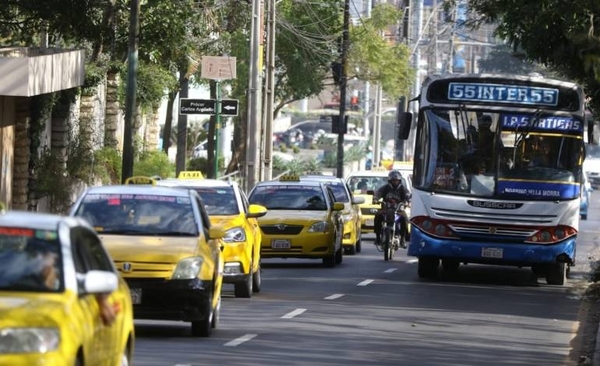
[247,174,345,267]
[69,177,225,337]
[156,172,267,298]
[300,175,364,254]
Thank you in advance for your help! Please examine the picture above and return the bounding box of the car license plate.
[481,247,503,259]
[130,288,142,304]
[365,219,374,226]
[271,239,291,249]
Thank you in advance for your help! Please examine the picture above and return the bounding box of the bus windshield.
[413,107,584,200]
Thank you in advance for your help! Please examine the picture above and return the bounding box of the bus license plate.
[271,239,291,249]
[130,288,142,304]
[481,247,503,259]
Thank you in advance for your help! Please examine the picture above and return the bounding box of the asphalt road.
[131,196,600,366]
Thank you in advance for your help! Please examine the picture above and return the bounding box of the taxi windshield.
[0,228,63,292]
[192,187,239,215]
[348,176,390,192]
[75,194,199,236]
[320,183,349,202]
[249,185,328,210]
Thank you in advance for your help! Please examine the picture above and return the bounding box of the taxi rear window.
[0,228,63,292]
[191,187,239,216]
[249,185,327,210]
[75,194,198,236]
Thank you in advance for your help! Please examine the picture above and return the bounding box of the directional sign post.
[200,56,238,179]
[221,99,239,116]
[179,99,216,115]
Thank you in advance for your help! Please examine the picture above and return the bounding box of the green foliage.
[304,158,322,174]
[273,0,343,108]
[133,150,175,178]
[187,157,209,176]
[93,147,123,185]
[349,3,415,98]
[29,147,76,214]
[467,0,600,113]
[292,145,300,154]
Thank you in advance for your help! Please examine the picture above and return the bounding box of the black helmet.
[388,170,402,182]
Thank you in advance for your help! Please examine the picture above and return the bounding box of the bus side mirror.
[397,112,412,140]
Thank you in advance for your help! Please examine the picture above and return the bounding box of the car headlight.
[0,327,59,354]
[342,213,353,222]
[308,221,329,233]
[223,227,246,243]
[173,257,204,279]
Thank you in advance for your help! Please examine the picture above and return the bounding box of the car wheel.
[252,261,262,293]
[441,259,460,272]
[356,238,362,253]
[335,245,343,265]
[323,248,336,267]
[234,269,253,298]
[211,295,220,329]
[582,213,588,220]
[118,344,131,366]
[191,295,213,337]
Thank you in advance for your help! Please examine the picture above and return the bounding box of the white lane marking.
[357,279,374,286]
[384,268,397,273]
[282,308,307,319]
[406,258,418,264]
[224,334,258,347]
[175,364,191,366]
[324,293,344,300]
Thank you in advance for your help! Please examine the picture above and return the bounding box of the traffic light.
[332,115,348,134]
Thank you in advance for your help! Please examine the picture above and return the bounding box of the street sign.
[180,98,216,115]
[221,99,239,116]
[201,56,237,80]
[180,98,239,116]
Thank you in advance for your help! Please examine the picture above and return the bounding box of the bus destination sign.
[448,82,559,106]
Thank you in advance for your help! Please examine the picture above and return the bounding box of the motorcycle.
[373,199,408,261]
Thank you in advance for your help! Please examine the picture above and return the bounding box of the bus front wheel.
[418,257,439,279]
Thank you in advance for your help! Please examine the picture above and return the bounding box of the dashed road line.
[384,268,397,273]
[224,334,257,347]
[282,308,307,319]
[324,293,344,300]
[357,279,374,286]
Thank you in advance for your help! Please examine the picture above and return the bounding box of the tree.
[466,0,600,113]
[348,3,415,99]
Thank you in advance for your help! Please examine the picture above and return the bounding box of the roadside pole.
[215,81,221,178]
[336,0,350,179]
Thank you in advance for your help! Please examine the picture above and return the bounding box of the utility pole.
[121,0,140,183]
[362,0,373,141]
[245,0,263,190]
[263,0,276,181]
[336,0,350,179]
[176,71,189,176]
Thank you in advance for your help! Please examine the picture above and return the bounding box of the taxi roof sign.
[178,171,204,180]
[125,176,157,185]
[279,174,300,181]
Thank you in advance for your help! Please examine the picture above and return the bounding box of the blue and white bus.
[397,74,587,285]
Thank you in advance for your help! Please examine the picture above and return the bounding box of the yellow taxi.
[346,168,412,234]
[156,172,267,298]
[69,176,225,337]
[300,175,364,254]
[247,175,345,267]
[0,211,134,366]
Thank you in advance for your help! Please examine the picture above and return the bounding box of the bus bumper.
[407,227,576,265]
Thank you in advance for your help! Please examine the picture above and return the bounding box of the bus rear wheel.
[546,262,567,285]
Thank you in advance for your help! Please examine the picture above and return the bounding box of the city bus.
[397,73,587,285]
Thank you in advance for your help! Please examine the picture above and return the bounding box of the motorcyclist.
[373,170,410,248]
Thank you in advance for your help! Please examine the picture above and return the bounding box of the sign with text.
[180,99,216,115]
[201,56,237,80]
[180,98,239,116]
